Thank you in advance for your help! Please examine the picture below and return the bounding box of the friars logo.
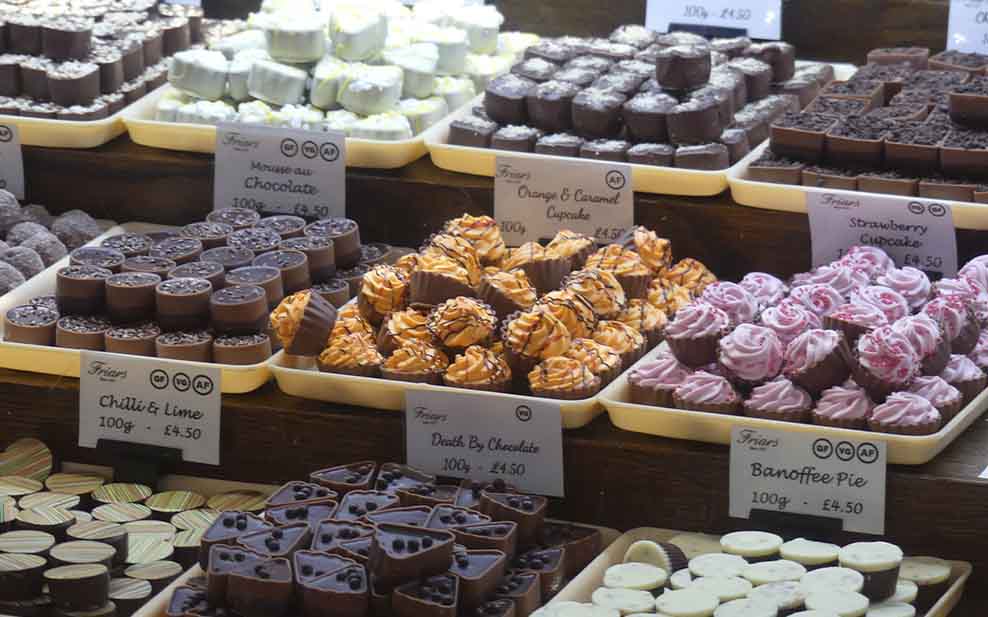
[820,193,860,210]
[87,360,127,383]
[413,406,447,425]
[222,131,260,152]
[735,429,779,452]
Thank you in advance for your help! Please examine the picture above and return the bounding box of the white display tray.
[425,63,857,197]
[598,344,988,466]
[0,93,152,148]
[552,527,972,617]
[0,222,271,394]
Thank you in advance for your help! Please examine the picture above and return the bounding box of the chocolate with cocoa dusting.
[228,228,282,255]
[256,215,307,239]
[206,207,260,230]
[101,233,151,257]
[122,255,177,277]
[70,247,125,271]
[57,315,111,333]
[182,222,233,248]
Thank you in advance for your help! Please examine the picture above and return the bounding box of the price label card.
[214,123,345,219]
[729,427,887,535]
[0,124,24,199]
[494,155,633,245]
[78,352,221,465]
[645,0,782,40]
[806,192,958,278]
[947,0,988,52]
[405,390,564,497]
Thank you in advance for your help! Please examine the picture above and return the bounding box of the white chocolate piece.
[382,43,439,98]
[742,560,807,585]
[411,0,464,27]
[689,576,752,602]
[655,588,720,617]
[897,556,951,585]
[154,90,191,122]
[450,5,503,54]
[384,19,414,49]
[464,52,511,91]
[321,109,360,134]
[330,4,387,61]
[590,587,655,616]
[889,580,918,604]
[175,100,236,125]
[780,538,841,567]
[624,540,672,568]
[720,531,783,559]
[747,581,806,611]
[237,100,274,125]
[712,598,779,617]
[496,31,540,62]
[839,542,903,573]
[397,96,448,134]
[264,17,327,63]
[349,112,413,140]
[433,75,475,112]
[804,591,869,617]
[688,554,747,579]
[168,49,229,100]
[413,24,468,74]
[212,29,268,59]
[669,533,724,559]
[670,569,693,590]
[228,48,270,102]
[800,567,865,594]
[310,56,348,109]
[269,104,325,130]
[865,603,915,617]
[602,562,667,591]
[247,59,309,106]
[338,64,403,115]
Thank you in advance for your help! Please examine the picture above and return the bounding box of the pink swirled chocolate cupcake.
[908,376,963,422]
[934,276,988,324]
[700,281,758,327]
[672,370,741,414]
[717,323,783,387]
[868,392,942,435]
[782,328,851,396]
[850,285,909,323]
[823,302,887,343]
[787,284,844,318]
[665,301,731,368]
[628,351,692,407]
[959,259,988,294]
[940,354,988,405]
[969,330,988,373]
[758,301,821,347]
[875,266,931,312]
[740,272,787,309]
[791,264,869,299]
[812,384,874,429]
[923,296,981,355]
[839,245,894,278]
[852,326,921,401]
[892,314,950,376]
[743,377,813,422]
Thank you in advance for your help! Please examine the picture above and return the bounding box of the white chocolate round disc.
[720,531,783,558]
[689,576,752,601]
[742,559,807,585]
[748,581,806,610]
[689,553,748,578]
[604,562,668,590]
[712,598,778,617]
[591,587,655,615]
[889,579,918,604]
[898,556,950,585]
[838,542,903,573]
[655,588,720,617]
[865,603,916,617]
[804,591,869,617]
[780,538,840,566]
[670,568,693,589]
[800,567,865,594]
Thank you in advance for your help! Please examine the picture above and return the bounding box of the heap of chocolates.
[2,208,387,365]
[449,25,835,170]
[754,46,988,202]
[167,461,603,617]
[0,0,204,120]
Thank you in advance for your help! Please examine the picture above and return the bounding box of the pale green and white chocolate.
[397,96,448,134]
[433,75,475,112]
[168,49,230,100]
[228,48,271,101]
[450,5,504,54]
[211,29,267,59]
[349,112,413,140]
[330,4,388,61]
[264,16,326,63]
[247,59,309,106]
[464,53,511,91]
[382,43,439,99]
[413,23,468,74]
[322,109,360,134]
[339,65,404,115]
[496,31,540,62]
[311,56,348,109]
[175,100,237,125]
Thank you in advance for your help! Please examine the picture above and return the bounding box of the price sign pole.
[405,390,565,497]
[729,427,887,535]
[214,123,346,219]
[0,123,24,199]
[645,0,782,40]
[493,155,634,246]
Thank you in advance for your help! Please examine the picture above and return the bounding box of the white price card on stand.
[806,191,958,279]
[0,124,24,199]
[729,427,887,535]
[405,389,564,497]
[493,155,633,246]
[214,123,345,219]
[947,0,988,53]
[78,352,222,465]
[645,0,782,40]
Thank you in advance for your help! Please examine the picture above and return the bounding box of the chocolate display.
[447,25,834,169]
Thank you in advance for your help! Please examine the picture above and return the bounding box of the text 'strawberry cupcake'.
[792,264,869,299]
[740,272,787,309]
[528,356,602,400]
[923,296,980,355]
[663,258,717,295]
[852,326,921,401]
[442,345,512,393]
[616,299,667,348]
[585,244,654,299]
[743,377,813,422]
[564,269,627,319]
[443,214,506,266]
[628,351,693,407]
[823,302,887,343]
[565,338,623,387]
[812,384,874,429]
[537,289,598,339]
[787,284,844,318]
[891,314,950,376]
[672,370,741,414]
[647,278,692,317]
[478,269,537,322]
[850,285,909,323]
[665,301,731,368]
[717,323,783,388]
[758,301,821,347]
[700,281,758,327]
[875,266,931,312]
[940,354,987,405]
[868,392,942,435]
[908,376,963,422]
[782,328,851,396]
[592,320,646,368]
[839,245,894,278]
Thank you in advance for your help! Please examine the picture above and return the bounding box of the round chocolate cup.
[280,236,336,283]
[226,266,284,310]
[360,243,392,268]
[304,218,361,269]
[311,278,350,307]
[252,249,311,294]
[55,316,111,350]
[228,227,281,256]
[155,331,213,363]
[70,248,126,273]
[206,208,260,230]
[256,215,306,239]
[200,247,254,271]
[149,237,203,265]
[121,256,177,279]
[213,334,272,366]
[56,265,113,315]
[167,261,225,291]
[181,222,232,250]
[154,277,212,332]
[4,305,59,346]
[104,322,161,357]
[209,284,268,335]
[101,233,152,258]
[105,272,161,324]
